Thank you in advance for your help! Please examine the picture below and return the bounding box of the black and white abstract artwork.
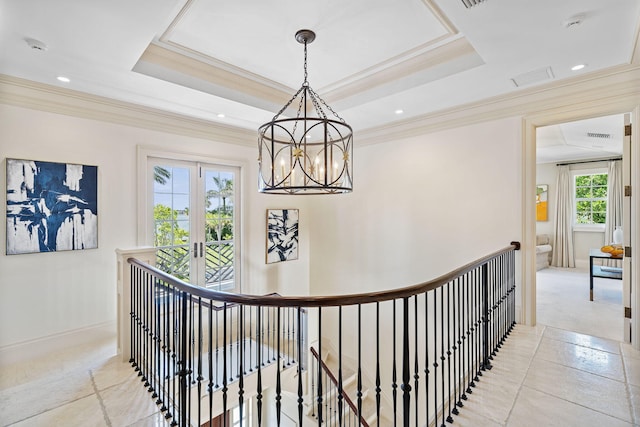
[266,209,298,264]
[6,159,98,255]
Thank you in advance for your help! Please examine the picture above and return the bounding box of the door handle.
[193,242,198,258]
[200,242,204,258]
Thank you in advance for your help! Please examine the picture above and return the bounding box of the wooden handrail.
[128,242,519,307]
[310,347,368,427]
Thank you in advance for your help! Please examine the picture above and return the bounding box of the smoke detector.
[563,14,585,29]
[25,37,48,51]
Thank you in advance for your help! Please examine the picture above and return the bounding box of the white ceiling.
[1,0,638,161]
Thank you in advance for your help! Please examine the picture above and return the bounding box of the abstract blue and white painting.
[266,209,298,263]
[6,159,98,254]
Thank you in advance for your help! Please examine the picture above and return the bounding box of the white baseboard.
[0,321,116,368]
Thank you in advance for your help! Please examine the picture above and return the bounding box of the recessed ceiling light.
[57,76,70,83]
[571,64,586,71]
[395,109,404,115]
[217,113,225,118]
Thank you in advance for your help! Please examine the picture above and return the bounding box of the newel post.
[116,247,157,362]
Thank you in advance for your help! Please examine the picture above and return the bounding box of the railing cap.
[127,242,519,308]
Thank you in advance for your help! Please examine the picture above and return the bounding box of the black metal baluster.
[357,304,363,425]
[456,277,465,409]
[414,295,419,427]
[179,291,188,427]
[311,350,316,419]
[214,308,219,389]
[482,263,491,372]
[328,368,333,426]
[446,281,453,424]
[276,307,282,425]
[249,305,254,373]
[239,305,245,426]
[424,292,430,425]
[392,299,397,426]
[142,271,149,387]
[375,302,381,426]
[170,284,178,424]
[231,306,236,380]
[433,288,438,427]
[208,302,213,427]
[324,369,329,426]
[267,306,272,362]
[472,268,479,383]
[465,272,473,396]
[287,307,292,366]
[162,284,170,414]
[149,278,156,399]
[297,307,304,426]
[257,306,263,426]
[222,303,228,427]
[195,298,202,426]
[186,296,193,427]
[451,279,459,418]
[402,297,411,427]
[317,308,323,425]
[145,272,151,389]
[129,266,136,367]
[440,284,446,427]
[338,306,344,427]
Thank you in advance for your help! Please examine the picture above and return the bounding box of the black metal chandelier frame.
[258,29,353,195]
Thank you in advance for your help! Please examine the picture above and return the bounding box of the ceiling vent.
[461,0,486,8]
[511,67,554,88]
[587,132,611,139]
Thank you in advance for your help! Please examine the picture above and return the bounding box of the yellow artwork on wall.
[536,184,548,221]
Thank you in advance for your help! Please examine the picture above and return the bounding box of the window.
[148,157,240,291]
[574,172,607,226]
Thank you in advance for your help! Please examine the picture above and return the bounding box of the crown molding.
[2,63,639,150]
[0,74,256,147]
[357,64,640,146]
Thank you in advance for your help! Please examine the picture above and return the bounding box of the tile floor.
[1,325,639,426]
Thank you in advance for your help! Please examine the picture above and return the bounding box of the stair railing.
[124,242,520,426]
[310,346,369,426]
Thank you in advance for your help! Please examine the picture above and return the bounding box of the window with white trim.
[574,171,607,227]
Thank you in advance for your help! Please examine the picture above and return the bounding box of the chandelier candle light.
[258,29,353,194]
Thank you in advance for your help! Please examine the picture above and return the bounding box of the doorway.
[534,114,626,341]
[140,153,242,292]
[524,107,638,349]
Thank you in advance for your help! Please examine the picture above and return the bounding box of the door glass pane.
[204,170,235,290]
[153,165,191,281]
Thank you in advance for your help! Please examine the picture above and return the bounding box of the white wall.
[308,117,523,296]
[0,104,310,350]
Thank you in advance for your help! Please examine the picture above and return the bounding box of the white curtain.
[551,165,575,267]
[604,160,623,265]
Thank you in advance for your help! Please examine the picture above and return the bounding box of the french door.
[148,158,239,291]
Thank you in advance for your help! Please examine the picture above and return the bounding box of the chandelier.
[258,29,353,194]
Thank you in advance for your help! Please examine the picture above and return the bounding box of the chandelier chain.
[271,85,304,121]
[309,86,346,124]
[303,41,308,85]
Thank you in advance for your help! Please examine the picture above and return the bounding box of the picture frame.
[6,158,98,254]
[536,184,548,222]
[266,209,299,263]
